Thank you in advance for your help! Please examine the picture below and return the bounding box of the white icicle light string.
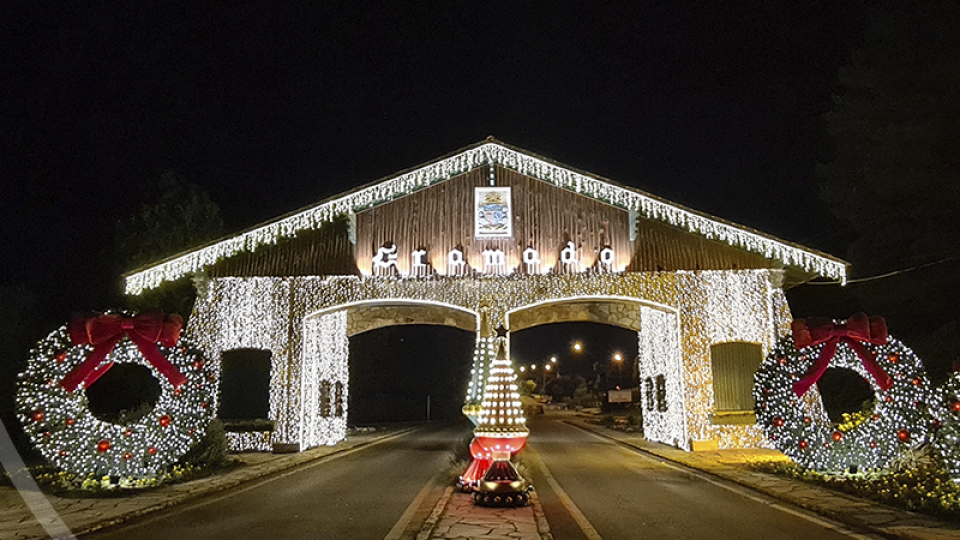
[125,143,847,295]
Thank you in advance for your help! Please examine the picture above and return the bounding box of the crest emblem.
[475,187,512,238]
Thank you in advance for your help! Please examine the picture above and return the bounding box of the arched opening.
[510,321,640,412]
[348,325,474,423]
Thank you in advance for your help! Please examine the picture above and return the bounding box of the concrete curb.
[416,486,454,540]
[12,428,415,540]
[566,418,960,540]
[529,490,554,540]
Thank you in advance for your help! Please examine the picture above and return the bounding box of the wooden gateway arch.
[125,139,847,453]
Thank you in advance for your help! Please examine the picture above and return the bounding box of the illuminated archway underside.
[189,269,791,452]
[126,141,846,295]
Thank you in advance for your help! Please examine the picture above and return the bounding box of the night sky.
[5,2,867,317]
[5,2,906,423]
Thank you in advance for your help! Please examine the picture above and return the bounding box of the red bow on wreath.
[791,312,892,397]
[60,312,188,392]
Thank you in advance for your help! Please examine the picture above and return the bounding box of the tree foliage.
[114,170,225,315]
[817,4,960,379]
[115,170,225,269]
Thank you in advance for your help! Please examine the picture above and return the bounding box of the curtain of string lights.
[125,143,846,296]
[190,269,788,451]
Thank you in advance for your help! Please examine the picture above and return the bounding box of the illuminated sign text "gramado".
[371,242,617,276]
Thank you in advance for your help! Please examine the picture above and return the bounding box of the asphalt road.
[82,422,473,540]
[524,416,877,540]
[81,416,878,540]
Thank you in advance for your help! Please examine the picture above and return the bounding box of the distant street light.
[613,352,623,387]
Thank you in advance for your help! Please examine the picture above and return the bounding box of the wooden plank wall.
[354,167,633,275]
[209,166,775,278]
[208,216,357,277]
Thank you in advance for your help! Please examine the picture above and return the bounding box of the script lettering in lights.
[448,248,468,276]
[411,249,429,277]
[372,244,398,272]
[366,242,625,277]
[482,249,507,275]
[599,247,615,272]
[522,247,541,274]
[560,241,580,271]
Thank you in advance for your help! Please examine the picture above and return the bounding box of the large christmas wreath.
[17,312,215,480]
[754,313,932,472]
[931,372,960,481]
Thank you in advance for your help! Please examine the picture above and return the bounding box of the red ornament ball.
[122,452,133,461]
[124,428,133,437]
[58,450,67,457]
[65,417,75,426]
[148,446,157,455]
[885,396,893,403]
[777,356,787,366]
[31,410,45,423]
[888,353,899,363]
[174,388,182,396]
[803,416,812,425]
[832,431,843,442]
[897,428,911,442]
[201,401,208,409]
[96,439,111,453]
[798,440,808,450]
[951,401,960,413]
[911,377,922,386]
[869,441,878,449]
[773,417,784,427]
[159,414,172,427]
[56,351,67,363]
[871,414,880,421]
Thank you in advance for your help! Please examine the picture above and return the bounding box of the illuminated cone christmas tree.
[459,331,528,494]
[475,341,528,444]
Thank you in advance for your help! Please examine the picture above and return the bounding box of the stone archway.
[507,297,686,448]
[298,300,478,449]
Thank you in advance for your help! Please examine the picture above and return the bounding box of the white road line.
[0,417,77,540]
[384,473,441,540]
[572,424,881,540]
[91,428,418,531]
[525,445,604,540]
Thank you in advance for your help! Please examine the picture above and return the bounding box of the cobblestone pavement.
[417,488,549,540]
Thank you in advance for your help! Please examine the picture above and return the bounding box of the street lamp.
[612,352,623,388]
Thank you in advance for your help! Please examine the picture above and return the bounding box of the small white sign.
[608,389,633,403]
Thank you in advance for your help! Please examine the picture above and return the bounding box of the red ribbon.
[791,313,892,397]
[60,312,187,392]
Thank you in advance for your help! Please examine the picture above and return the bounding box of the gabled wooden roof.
[125,138,847,294]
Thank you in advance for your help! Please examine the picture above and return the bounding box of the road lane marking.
[570,423,881,540]
[83,428,421,534]
[525,445,604,540]
[384,473,443,540]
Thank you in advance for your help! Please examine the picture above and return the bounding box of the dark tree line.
[812,3,960,381]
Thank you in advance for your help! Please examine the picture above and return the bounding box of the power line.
[805,255,960,285]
